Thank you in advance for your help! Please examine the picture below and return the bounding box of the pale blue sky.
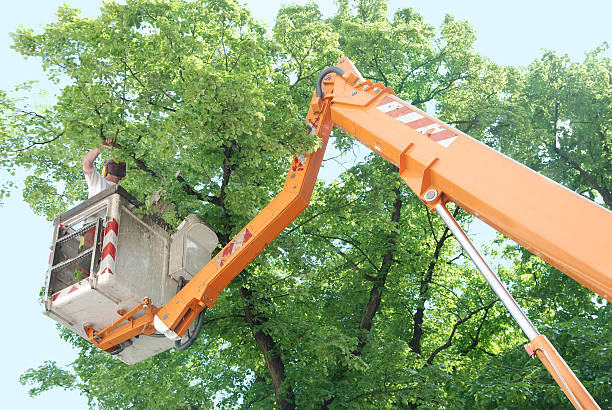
[1,1,609,409]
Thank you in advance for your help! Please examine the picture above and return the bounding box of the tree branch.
[552,142,612,207]
[304,231,380,273]
[409,206,459,354]
[426,299,497,365]
[8,131,63,153]
[358,184,402,334]
[240,285,295,410]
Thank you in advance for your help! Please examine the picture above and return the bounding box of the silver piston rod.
[434,202,540,341]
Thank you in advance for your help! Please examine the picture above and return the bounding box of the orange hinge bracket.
[84,298,159,352]
[399,142,441,208]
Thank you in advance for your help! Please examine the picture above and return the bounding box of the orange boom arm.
[87,105,333,351]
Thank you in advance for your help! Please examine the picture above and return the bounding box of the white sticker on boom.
[375,96,459,148]
[396,112,424,124]
[437,136,457,148]
[376,101,403,112]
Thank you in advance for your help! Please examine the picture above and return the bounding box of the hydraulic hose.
[173,276,207,351]
[316,66,345,98]
[174,307,207,351]
[109,340,132,355]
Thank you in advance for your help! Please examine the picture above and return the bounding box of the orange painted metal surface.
[84,298,159,352]
[526,335,601,409]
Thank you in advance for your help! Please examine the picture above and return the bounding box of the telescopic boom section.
[317,57,612,302]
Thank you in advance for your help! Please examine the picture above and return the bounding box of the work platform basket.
[42,185,218,364]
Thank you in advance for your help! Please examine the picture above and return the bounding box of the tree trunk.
[408,211,455,354]
[356,184,403,350]
[322,179,404,408]
[241,286,295,410]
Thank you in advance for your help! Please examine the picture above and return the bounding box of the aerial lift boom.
[85,57,611,409]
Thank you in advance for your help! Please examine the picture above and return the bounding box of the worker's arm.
[82,147,100,175]
[82,139,113,175]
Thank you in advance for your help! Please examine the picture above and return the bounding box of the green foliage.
[4,0,609,408]
[486,45,612,208]
[19,360,77,397]
[451,314,612,409]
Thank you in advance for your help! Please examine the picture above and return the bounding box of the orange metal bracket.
[84,298,159,352]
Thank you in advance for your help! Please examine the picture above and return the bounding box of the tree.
[488,46,611,208]
[8,1,319,408]
[6,1,610,408]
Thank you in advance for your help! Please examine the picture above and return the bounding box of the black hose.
[173,275,207,351]
[109,340,133,355]
[109,345,124,355]
[174,307,207,351]
[316,66,345,98]
[177,276,187,292]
